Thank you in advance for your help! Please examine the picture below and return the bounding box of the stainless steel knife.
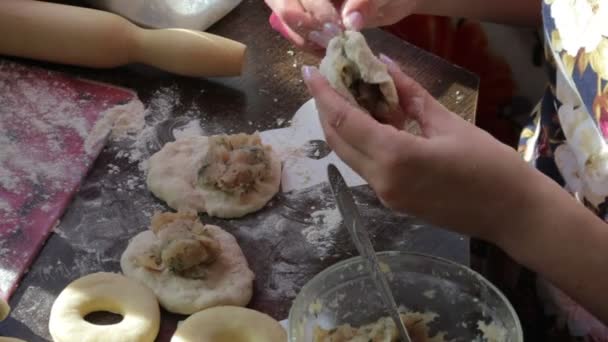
[327,164,412,342]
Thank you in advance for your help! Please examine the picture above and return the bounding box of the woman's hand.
[265,0,342,51]
[265,0,419,51]
[300,56,552,243]
[301,56,608,325]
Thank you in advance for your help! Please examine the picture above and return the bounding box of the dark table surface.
[1,1,479,341]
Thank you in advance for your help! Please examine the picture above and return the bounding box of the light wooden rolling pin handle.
[0,0,246,77]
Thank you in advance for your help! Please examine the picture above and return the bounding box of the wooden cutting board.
[0,59,138,300]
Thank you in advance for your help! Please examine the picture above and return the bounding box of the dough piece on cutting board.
[121,211,255,315]
[0,298,10,322]
[170,306,286,342]
[320,30,399,115]
[48,272,160,342]
[146,133,281,218]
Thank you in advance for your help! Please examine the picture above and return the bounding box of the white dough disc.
[48,272,160,342]
[170,306,286,342]
[146,135,281,218]
[121,226,254,315]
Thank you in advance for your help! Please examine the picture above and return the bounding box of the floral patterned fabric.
[474,1,608,340]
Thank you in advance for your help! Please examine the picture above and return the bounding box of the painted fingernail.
[301,65,316,81]
[323,22,341,36]
[269,13,290,39]
[308,31,330,48]
[379,54,395,66]
[344,11,364,31]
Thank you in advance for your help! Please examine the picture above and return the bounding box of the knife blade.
[327,164,411,342]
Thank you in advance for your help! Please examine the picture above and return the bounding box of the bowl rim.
[288,250,523,341]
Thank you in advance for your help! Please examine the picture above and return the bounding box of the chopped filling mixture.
[314,312,446,342]
[199,133,271,195]
[340,56,385,115]
[135,211,221,279]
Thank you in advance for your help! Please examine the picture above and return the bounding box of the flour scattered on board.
[173,119,203,140]
[84,100,145,154]
[301,207,343,258]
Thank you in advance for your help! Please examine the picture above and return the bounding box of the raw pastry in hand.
[120,211,255,315]
[146,133,281,218]
[320,30,399,116]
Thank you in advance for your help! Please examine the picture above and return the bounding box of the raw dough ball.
[320,30,399,116]
[48,272,160,342]
[146,133,281,218]
[121,211,255,315]
[170,306,286,342]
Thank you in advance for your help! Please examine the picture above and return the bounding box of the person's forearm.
[496,172,608,324]
[414,0,541,26]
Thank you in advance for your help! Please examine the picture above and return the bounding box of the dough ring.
[320,30,399,116]
[48,272,160,342]
[121,211,255,315]
[146,133,281,218]
[170,306,286,342]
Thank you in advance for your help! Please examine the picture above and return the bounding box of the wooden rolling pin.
[0,0,246,77]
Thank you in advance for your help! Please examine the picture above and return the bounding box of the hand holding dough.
[319,30,399,116]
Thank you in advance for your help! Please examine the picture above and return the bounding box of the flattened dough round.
[120,226,254,315]
[170,306,286,342]
[146,136,281,218]
[48,272,160,342]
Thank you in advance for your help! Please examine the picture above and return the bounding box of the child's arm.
[414,0,541,26]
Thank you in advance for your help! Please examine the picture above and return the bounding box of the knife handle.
[0,0,246,77]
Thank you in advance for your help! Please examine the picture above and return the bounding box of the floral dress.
[472,0,608,340]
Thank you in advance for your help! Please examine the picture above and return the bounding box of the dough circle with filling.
[170,306,286,342]
[48,272,160,342]
[121,211,254,315]
[146,133,281,218]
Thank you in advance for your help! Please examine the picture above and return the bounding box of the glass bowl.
[288,251,523,341]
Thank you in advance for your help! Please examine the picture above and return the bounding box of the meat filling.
[199,133,271,195]
[341,64,385,115]
[135,211,221,279]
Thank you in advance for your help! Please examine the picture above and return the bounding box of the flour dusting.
[173,119,203,140]
[85,100,145,154]
[301,208,343,258]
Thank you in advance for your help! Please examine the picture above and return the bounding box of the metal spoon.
[327,164,412,342]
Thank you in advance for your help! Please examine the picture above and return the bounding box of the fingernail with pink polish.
[344,11,364,31]
[269,13,290,39]
[301,65,316,81]
[308,31,330,48]
[379,54,395,66]
[323,22,341,36]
